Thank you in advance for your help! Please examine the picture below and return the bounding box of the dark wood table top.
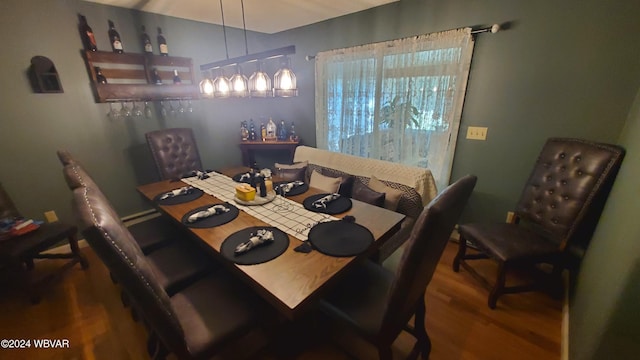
[136,167,405,319]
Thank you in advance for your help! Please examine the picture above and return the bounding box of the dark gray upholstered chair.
[145,128,204,181]
[72,186,269,359]
[319,175,477,360]
[60,162,214,295]
[0,181,88,303]
[453,138,625,309]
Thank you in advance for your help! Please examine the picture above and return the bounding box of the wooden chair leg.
[414,297,431,359]
[68,233,89,269]
[452,235,467,272]
[489,261,507,309]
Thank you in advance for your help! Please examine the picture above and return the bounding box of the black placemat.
[303,193,352,215]
[154,187,204,205]
[307,220,374,257]
[232,172,253,183]
[220,227,289,265]
[274,181,309,196]
[181,203,239,228]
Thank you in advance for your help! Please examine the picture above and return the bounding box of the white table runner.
[182,172,337,241]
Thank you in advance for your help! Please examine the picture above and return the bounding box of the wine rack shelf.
[83,50,199,102]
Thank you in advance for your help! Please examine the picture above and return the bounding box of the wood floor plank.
[0,241,561,359]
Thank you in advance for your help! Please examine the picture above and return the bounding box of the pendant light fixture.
[199,71,214,97]
[249,61,272,97]
[273,56,297,97]
[199,0,297,99]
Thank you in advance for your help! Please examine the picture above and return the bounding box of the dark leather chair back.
[145,128,203,180]
[56,150,77,166]
[63,162,100,191]
[382,175,476,340]
[0,182,21,219]
[72,186,188,355]
[515,138,625,252]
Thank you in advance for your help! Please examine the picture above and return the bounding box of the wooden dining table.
[136,167,405,320]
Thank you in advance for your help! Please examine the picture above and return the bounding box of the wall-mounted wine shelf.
[83,50,199,102]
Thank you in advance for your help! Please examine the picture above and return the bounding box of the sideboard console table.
[239,140,300,167]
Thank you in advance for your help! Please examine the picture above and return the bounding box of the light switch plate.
[466,126,488,140]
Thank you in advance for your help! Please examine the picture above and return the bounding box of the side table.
[239,140,300,166]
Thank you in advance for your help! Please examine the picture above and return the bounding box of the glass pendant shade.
[199,72,214,97]
[212,69,230,98]
[229,65,249,97]
[249,62,272,97]
[273,57,297,97]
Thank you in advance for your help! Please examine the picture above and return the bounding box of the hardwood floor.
[0,241,561,359]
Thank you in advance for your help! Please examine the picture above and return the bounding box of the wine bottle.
[172,69,182,84]
[141,25,153,54]
[249,119,256,141]
[157,27,168,56]
[277,120,287,140]
[78,14,97,51]
[289,121,297,141]
[95,67,107,84]
[266,118,276,139]
[151,68,162,85]
[108,20,123,53]
[260,122,266,141]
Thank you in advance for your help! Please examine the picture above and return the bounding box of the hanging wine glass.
[169,101,177,118]
[177,100,185,115]
[107,102,120,120]
[187,100,193,113]
[160,101,168,119]
[120,101,132,118]
[132,101,143,118]
[143,101,153,118]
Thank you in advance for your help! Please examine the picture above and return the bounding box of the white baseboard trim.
[44,209,160,254]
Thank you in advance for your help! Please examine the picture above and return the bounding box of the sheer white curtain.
[315,28,475,191]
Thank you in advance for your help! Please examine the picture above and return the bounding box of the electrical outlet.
[44,210,58,223]
[466,126,488,140]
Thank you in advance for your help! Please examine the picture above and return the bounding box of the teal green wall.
[269,0,640,223]
[569,88,640,359]
[0,0,300,224]
[2,0,637,224]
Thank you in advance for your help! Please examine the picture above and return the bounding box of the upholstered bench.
[291,146,438,262]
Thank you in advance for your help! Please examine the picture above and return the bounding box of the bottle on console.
[260,122,266,141]
[249,119,256,141]
[277,120,287,140]
[157,27,169,56]
[108,20,124,53]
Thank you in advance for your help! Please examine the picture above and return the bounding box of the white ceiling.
[82,0,399,34]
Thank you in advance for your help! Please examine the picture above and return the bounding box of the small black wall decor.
[28,56,64,93]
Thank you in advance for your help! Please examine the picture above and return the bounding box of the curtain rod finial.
[491,24,500,33]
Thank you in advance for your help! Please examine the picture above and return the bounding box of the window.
[315,29,475,191]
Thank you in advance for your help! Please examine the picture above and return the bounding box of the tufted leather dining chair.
[319,175,477,359]
[453,138,625,309]
[145,128,204,181]
[72,186,269,359]
[58,154,181,255]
